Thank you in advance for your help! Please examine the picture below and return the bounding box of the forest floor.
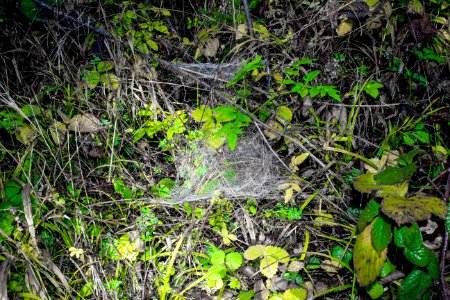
[0,1,449,299]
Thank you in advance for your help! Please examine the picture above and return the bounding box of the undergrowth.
[0,0,449,299]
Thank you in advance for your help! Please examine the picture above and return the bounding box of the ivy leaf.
[353,222,387,286]
[374,164,416,185]
[381,194,446,226]
[357,200,380,233]
[398,270,432,300]
[371,216,392,255]
[225,252,243,271]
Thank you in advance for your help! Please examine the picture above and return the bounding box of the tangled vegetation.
[0,0,449,299]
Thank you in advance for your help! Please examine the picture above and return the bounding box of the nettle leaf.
[357,200,380,233]
[381,194,446,226]
[353,172,409,198]
[225,252,243,271]
[192,105,212,122]
[353,222,387,286]
[374,164,416,185]
[371,216,391,255]
[244,245,266,260]
[398,270,432,300]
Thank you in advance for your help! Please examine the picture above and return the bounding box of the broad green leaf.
[371,216,391,255]
[402,132,416,146]
[276,106,293,122]
[366,281,384,299]
[398,270,432,300]
[205,268,225,289]
[353,222,387,286]
[210,248,225,265]
[238,290,255,300]
[381,194,446,226]
[394,223,432,267]
[374,164,416,185]
[146,39,159,51]
[229,277,240,289]
[0,213,15,239]
[415,131,430,144]
[225,252,243,271]
[260,256,278,278]
[353,172,409,197]
[100,73,120,89]
[357,200,380,233]
[244,245,266,260]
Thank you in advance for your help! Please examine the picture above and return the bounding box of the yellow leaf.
[244,245,266,260]
[291,183,301,192]
[353,222,387,286]
[68,114,100,133]
[314,211,335,227]
[69,247,85,262]
[381,194,447,226]
[191,105,212,122]
[281,288,307,300]
[284,187,294,203]
[264,119,283,140]
[273,73,284,84]
[290,153,309,171]
[15,124,38,145]
[320,259,341,273]
[261,256,278,278]
[353,173,408,197]
[266,246,290,263]
[336,19,353,36]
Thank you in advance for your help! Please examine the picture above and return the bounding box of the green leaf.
[415,131,430,144]
[357,200,380,233]
[112,178,132,199]
[0,213,15,240]
[402,132,416,146]
[331,246,352,265]
[5,179,22,205]
[398,270,432,300]
[97,61,113,73]
[382,194,447,226]
[379,258,395,278]
[371,216,391,255]
[213,106,238,122]
[21,105,43,117]
[374,164,416,185]
[394,223,432,267]
[86,70,101,89]
[225,252,243,271]
[192,105,213,122]
[427,253,439,280]
[354,172,409,198]
[227,132,238,151]
[210,248,225,265]
[238,290,255,300]
[276,106,293,123]
[366,281,384,299]
[303,70,320,83]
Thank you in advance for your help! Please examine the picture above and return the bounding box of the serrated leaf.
[260,256,278,278]
[281,288,307,300]
[353,172,409,197]
[381,194,447,226]
[398,270,432,300]
[276,106,293,123]
[366,281,384,299]
[353,222,387,286]
[374,164,416,185]
[357,200,380,233]
[371,216,391,255]
[266,246,290,263]
[225,252,243,271]
[244,245,266,260]
[213,106,237,122]
[394,223,432,267]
